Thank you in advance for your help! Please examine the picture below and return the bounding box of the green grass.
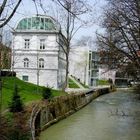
[0,77,67,111]
[68,78,80,88]
[79,82,89,88]
[97,79,109,85]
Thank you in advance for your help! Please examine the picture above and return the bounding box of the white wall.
[12,33,65,89]
[13,34,58,50]
[15,69,58,88]
[69,46,89,85]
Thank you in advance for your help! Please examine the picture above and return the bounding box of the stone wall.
[31,87,113,139]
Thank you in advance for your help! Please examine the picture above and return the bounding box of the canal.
[40,90,140,140]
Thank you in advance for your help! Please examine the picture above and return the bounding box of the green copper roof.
[16,16,58,31]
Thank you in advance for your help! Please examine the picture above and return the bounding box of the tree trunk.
[62,53,69,91]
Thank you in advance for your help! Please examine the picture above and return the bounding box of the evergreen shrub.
[9,84,23,112]
[42,87,52,99]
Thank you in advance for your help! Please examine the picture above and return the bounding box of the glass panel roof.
[16,16,57,31]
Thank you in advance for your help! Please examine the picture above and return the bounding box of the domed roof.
[16,15,59,31]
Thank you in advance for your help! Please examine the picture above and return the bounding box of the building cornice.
[14,67,58,71]
[12,30,60,35]
[13,53,58,57]
[13,49,59,52]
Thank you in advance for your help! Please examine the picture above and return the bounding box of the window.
[92,52,99,61]
[40,18,44,29]
[24,58,29,68]
[39,58,44,68]
[91,61,99,69]
[40,39,45,50]
[22,75,28,81]
[91,70,98,77]
[89,53,91,61]
[24,39,30,49]
[16,17,56,30]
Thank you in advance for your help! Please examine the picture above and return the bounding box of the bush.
[5,112,30,140]
[1,71,16,77]
[108,78,113,84]
[134,84,140,94]
[7,128,30,140]
[42,87,52,99]
[9,84,24,112]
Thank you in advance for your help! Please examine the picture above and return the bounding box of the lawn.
[68,78,80,88]
[97,79,109,85]
[79,82,89,88]
[0,77,67,111]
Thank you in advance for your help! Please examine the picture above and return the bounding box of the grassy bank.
[1,77,67,111]
[68,78,80,88]
[97,79,109,85]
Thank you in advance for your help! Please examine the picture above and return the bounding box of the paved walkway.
[66,85,110,94]
[67,76,110,94]
[66,88,90,94]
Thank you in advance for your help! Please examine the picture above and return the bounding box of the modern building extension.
[88,50,100,86]
[69,46,117,87]
[69,46,89,85]
[69,46,100,87]
[11,15,66,89]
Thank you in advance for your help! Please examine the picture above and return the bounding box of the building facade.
[69,46,100,87]
[69,46,117,87]
[88,50,100,86]
[69,46,89,85]
[12,15,66,89]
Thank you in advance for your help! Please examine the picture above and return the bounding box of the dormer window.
[24,39,30,49]
[40,39,45,50]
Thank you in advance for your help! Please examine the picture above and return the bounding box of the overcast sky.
[5,0,107,43]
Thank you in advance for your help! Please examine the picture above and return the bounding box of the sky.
[3,0,107,44]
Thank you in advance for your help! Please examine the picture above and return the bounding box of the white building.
[69,46,89,85]
[88,50,100,86]
[69,46,100,87]
[12,15,66,89]
[69,46,116,87]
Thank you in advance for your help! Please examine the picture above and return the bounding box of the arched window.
[39,58,44,68]
[24,58,29,68]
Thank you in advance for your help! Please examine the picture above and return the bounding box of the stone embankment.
[29,87,115,140]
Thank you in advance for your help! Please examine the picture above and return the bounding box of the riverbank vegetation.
[0,77,112,140]
[97,0,140,87]
[1,77,67,111]
[0,77,67,139]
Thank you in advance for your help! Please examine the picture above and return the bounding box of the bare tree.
[0,43,11,69]
[97,0,140,80]
[0,0,22,28]
[38,0,92,90]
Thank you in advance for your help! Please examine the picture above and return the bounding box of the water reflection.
[40,90,140,140]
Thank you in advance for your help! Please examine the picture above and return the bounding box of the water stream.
[40,90,140,140]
